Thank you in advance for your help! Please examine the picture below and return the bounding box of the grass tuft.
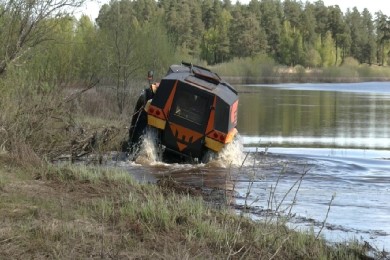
[0,157,375,259]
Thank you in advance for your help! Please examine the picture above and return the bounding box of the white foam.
[134,131,248,168]
[214,135,249,167]
[134,129,162,165]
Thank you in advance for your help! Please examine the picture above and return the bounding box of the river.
[116,82,390,252]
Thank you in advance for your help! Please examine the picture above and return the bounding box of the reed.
[210,56,390,84]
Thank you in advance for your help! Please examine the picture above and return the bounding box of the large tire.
[201,149,217,163]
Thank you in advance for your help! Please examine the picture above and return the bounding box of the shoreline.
[222,75,390,85]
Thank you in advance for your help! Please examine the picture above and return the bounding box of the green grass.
[0,156,373,259]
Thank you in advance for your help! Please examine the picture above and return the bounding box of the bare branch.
[0,0,86,75]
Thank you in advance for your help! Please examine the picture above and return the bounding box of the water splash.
[134,129,161,165]
[213,135,248,167]
[134,131,248,168]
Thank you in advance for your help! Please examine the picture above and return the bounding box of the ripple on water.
[115,136,390,252]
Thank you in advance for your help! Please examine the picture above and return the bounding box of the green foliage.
[1,0,389,83]
[211,55,276,78]
[305,48,322,68]
[260,0,283,57]
[342,57,360,67]
[136,17,176,80]
[74,15,101,80]
[0,0,85,76]
[279,20,305,66]
[23,17,76,84]
[322,66,358,80]
[320,32,337,67]
[201,9,232,64]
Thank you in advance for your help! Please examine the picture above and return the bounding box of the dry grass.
[0,80,133,164]
[0,155,372,259]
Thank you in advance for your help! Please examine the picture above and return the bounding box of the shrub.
[341,57,359,67]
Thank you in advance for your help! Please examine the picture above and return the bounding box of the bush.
[341,57,359,67]
[321,66,359,81]
[0,73,128,163]
[210,55,277,79]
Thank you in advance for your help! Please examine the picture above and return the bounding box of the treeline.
[95,0,390,68]
[162,0,390,67]
[1,0,390,87]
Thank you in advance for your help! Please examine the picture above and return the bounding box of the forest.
[1,0,390,86]
[2,0,390,157]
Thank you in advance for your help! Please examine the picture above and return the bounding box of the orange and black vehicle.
[129,62,239,163]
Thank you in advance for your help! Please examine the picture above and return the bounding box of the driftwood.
[52,80,123,162]
[64,126,120,163]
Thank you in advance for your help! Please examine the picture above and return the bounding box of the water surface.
[118,82,390,252]
[237,82,390,149]
[236,82,390,251]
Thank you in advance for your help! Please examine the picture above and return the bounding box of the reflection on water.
[234,83,390,250]
[237,82,390,149]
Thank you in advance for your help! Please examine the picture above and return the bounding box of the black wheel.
[201,149,217,163]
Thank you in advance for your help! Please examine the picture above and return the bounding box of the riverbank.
[0,153,378,259]
[212,57,390,84]
[223,75,390,85]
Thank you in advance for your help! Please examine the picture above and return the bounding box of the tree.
[201,0,214,30]
[279,21,294,65]
[22,16,77,83]
[73,15,99,81]
[0,0,85,75]
[96,0,142,114]
[202,9,232,64]
[320,32,336,67]
[346,8,366,63]
[305,48,322,68]
[165,0,193,54]
[328,5,345,64]
[376,12,390,65]
[338,30,352,62]
[300,2,317,51]
[222,0,232,11]
[361,9,376,64]
[283,0,302,31]
[260,0,282,58]
[279,20,304,66]
[133,0,157,23]
[313,0,329,42]
[248,0,261,20]
[188,0,204,57]
[137,16,176,78]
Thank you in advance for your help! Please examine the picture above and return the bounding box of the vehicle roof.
[164,63,238,105]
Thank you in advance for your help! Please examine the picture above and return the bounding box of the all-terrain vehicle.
[128,62,239,163]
